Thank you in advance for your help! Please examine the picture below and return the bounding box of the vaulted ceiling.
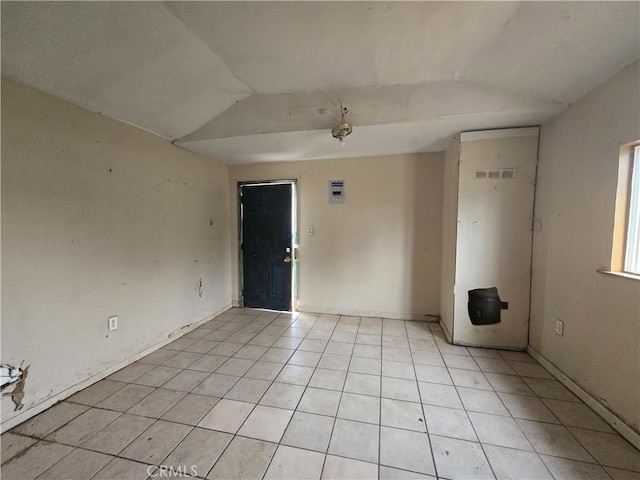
[2,2,638,164]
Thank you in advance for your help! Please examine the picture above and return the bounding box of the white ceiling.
[2,1,638,164]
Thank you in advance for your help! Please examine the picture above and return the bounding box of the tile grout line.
[459,346,502,480]
[11,319,237,476]
[261,312,335,479]
[7,308,639,478]
[483,360,568,475]
[410,321,440,479]
[453,347,551,477]
[99,323,254,476]
[202,310,296,479]
[377,318,384,479]
[316,314,354,479]
[133,310,272,479]
[198,311,327,478]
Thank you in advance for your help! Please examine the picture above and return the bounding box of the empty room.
[1,2,639,479]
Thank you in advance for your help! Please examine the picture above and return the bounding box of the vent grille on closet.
[474,169,516,180]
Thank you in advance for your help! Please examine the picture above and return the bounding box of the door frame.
[237,179,298,311]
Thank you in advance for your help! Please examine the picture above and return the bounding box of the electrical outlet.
[108,315,118,331]
[555,319,564,336]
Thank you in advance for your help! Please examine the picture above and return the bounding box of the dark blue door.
[241,183,292,311]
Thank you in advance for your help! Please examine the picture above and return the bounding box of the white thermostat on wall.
[329,180,345,204]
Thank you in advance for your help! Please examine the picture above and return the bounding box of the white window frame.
[609,140,640,279]
[624,145,640,274]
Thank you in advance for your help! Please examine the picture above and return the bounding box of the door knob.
[284,256,292,263]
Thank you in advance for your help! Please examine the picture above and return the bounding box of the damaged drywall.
[1,364,23,389]
[1,364,29,410]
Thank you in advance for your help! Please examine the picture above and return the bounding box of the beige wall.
[531,60,640,433]
[1,79,232,428]
[228,154,443,319]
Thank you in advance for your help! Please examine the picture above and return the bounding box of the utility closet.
[440,127,539,350]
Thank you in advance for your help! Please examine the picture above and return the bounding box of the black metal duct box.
[468,287,509,325]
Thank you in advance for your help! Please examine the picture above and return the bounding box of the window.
[611,141,640,277]
[624,144,640,274]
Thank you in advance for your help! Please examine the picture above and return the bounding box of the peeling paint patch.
[1,363,29,410]
[1,364,23,389]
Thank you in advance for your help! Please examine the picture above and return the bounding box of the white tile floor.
[2,308,639,479]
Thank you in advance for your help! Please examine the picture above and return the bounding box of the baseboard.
[296,304,439,322]
[1,304,232,433]
[527,345,640,451]
[439,318,453,342]
[457,341,527,352]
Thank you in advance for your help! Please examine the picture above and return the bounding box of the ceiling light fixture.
[331,103,352,146]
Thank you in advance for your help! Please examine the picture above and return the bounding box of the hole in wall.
[1,363,30,410]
